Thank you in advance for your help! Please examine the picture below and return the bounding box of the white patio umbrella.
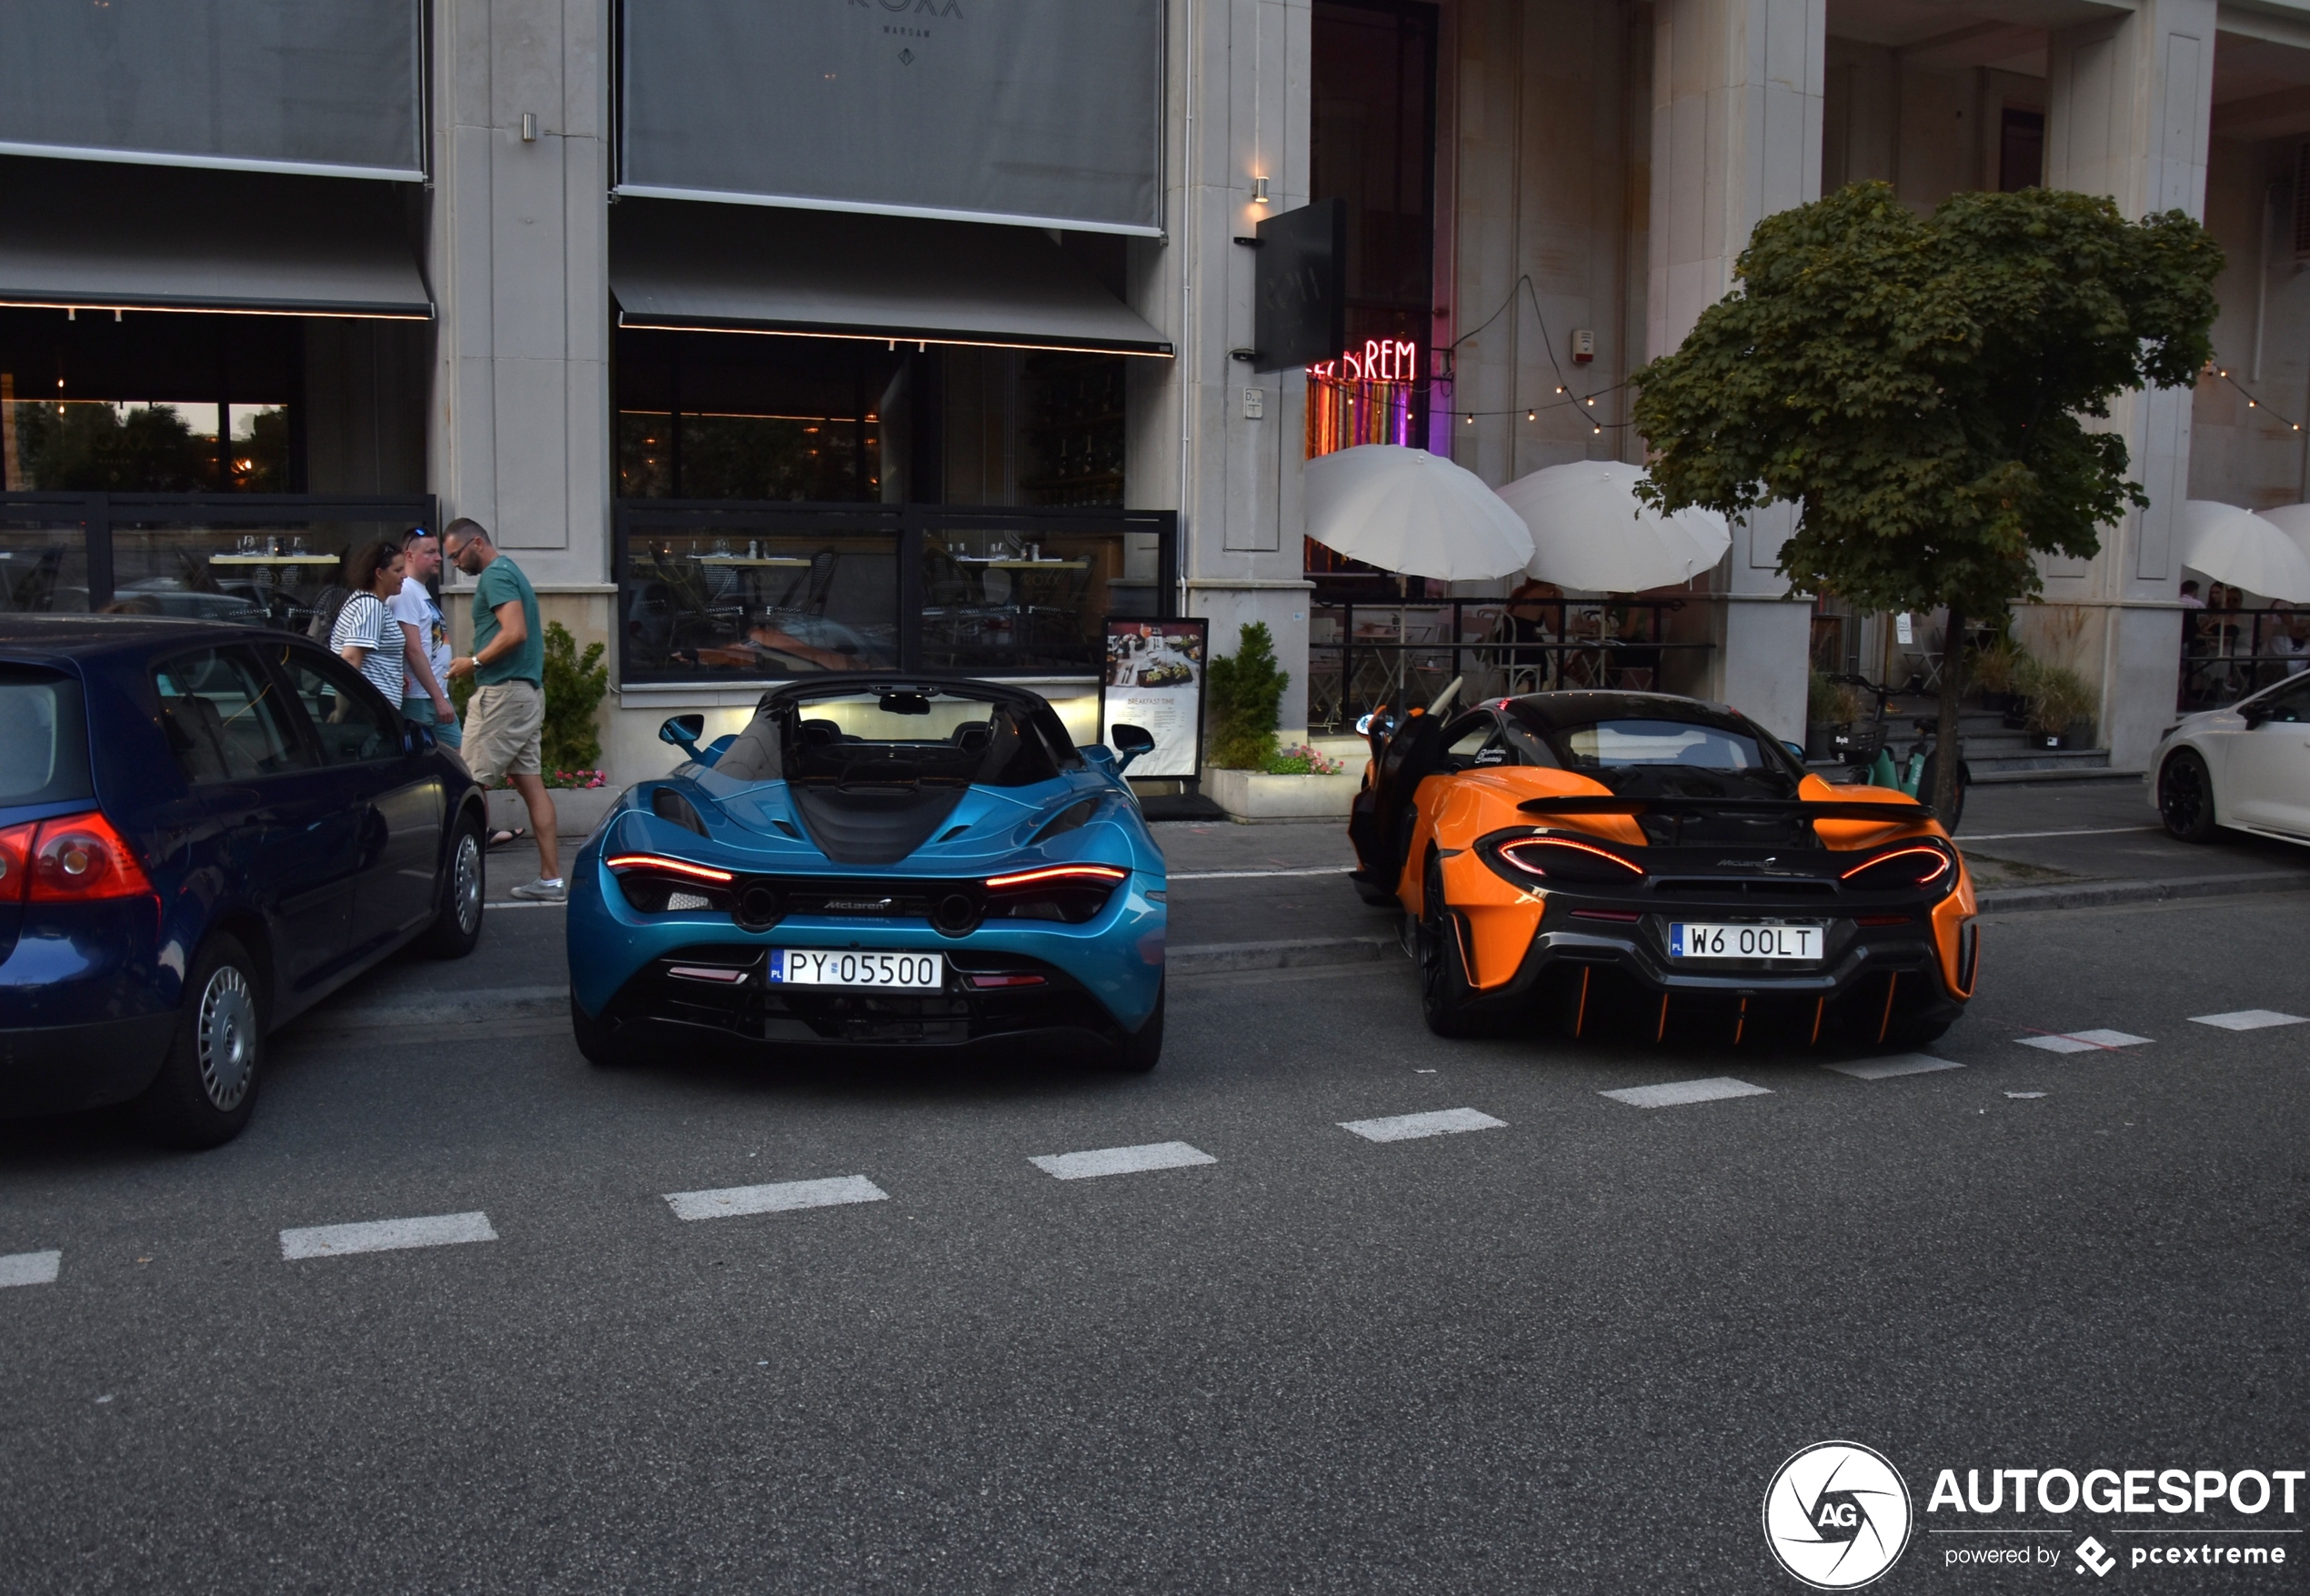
[2252,502,2310,565]
[1496,459,1731,592]
[1301,445,1535,581]
[2179,499,2310,602]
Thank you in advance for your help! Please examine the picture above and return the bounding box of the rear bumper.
[0,1012,176,1116]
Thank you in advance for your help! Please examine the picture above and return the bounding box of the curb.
[1169,935,1399,976]
[1976,870,2310,914]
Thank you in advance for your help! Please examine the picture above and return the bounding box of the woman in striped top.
[330,540,410,704]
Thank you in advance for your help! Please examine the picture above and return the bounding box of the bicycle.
[1830,672,1971,830]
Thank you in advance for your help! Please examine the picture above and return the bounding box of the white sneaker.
[510,878,567,903]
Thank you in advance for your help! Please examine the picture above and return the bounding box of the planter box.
[488,785,618,838]
[1204,767,1365,822]
[2058,718,2097,751]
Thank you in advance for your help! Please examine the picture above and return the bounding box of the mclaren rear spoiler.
[1517,795,1933,822]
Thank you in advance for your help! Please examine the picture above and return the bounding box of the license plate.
[1668,923,1824,963]
[768,950,945,989]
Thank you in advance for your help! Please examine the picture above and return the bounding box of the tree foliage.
[1632,183,2222,620]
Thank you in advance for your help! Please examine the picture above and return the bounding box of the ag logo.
[1763,1440,1914,1590]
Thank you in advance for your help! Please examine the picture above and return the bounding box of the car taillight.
[982,863,1128,925]
[606,852,736,883]
[0,820,35,905]
[1494,835,1646,885]
[1840,845,1952,892]
[18,812,156,903]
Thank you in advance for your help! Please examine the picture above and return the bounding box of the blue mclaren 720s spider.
[567,675,1168,1070]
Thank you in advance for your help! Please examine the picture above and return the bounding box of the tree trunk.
[1933,602,1965,827]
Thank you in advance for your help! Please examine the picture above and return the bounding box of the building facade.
[3,0,2305,783]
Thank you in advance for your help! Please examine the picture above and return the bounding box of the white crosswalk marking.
[1029,1141,1215,1180]
[0,1250,61,1288]
[664,1177,888,1221]
[279,1212,497,1260]
[1823,1054,1964,1081]
[1601,1077,1773,1109]
[1339,1108,1505,1142]
[2016,1029,2152,1054]
[2188,1009,2306,1031]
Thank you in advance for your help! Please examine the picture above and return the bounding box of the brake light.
[984,864,1129,890]
[0,820,34,905]
[605,853,737,883]
[21,812,155,903]
[968,972,1047,989]
[1496,836,1646,881]
[1840,845,1951,890]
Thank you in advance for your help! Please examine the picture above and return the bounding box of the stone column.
[427,0,613,599]
[1648,0,1823,740]
[1127,0,1315,739]
[2043,0,2214,770]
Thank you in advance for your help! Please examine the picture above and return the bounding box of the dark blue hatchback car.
[0,615,487,1148]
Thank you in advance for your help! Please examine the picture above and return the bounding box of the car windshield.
[0,668,94,807]
[710,686,1075,789]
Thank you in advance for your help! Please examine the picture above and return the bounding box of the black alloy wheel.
[136,933,265,1149]
[422,811,487,959]
[1418,855,1481,1039]
[1110,979,1164,1072]
[2157,748,2218,842]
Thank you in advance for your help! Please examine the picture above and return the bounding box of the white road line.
[279,1211,497,1260]
[1169,867,1351,881]
[0,1250,61,1288]
[1959,826,2160,842]
[2189,1009,2307,1031]
[2015,1029,2153,1054]
[1029,1141,1216,1180]
[1339,1107,1506,1142]
[665,1176,888,1221]
[1823,1053,1964,1081]
[1601,1077,1773,1109]
[2006,1091,2048,1099]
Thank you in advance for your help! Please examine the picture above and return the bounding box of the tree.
[1632,182,2222,822]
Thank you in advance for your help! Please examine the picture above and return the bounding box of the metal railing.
[2178,606,2308,708]
[1307,597,1712,731]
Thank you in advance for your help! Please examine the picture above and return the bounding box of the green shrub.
[2022,662,2094,735]
[1968,636,2024,696]
[1807,668,1863,724]
[1205,621,1289,769]
[539,620,610,771]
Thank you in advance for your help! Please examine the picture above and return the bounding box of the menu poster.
[1100,617,1208,781]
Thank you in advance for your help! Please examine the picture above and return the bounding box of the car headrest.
[799,718,841,748]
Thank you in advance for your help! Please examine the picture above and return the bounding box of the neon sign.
[1308,338,1419,385]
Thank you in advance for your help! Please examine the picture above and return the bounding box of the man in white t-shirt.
[393,527,461,748]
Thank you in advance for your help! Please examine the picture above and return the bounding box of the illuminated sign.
[1309,338,1419,385]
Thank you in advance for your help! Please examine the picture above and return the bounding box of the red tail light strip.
[968,973,1048,989]
[605,853,737,883]
[1839,845,1950,884]
[1497,836,1646,878]
[983,864,1129,890]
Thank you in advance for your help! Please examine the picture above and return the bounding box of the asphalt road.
[2,830,2307,1591]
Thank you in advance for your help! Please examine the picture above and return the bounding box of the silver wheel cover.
[196,965,257,1111]
[451,830,484,935]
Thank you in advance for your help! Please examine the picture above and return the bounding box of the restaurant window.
[619,519,902,682]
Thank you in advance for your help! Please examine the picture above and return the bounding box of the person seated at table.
[1502,579,1562,689]
[1607,602,1663,690]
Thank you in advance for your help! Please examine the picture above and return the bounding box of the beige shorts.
[463,679,544,786]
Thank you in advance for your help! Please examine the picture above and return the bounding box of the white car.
[2149,672,2310,845]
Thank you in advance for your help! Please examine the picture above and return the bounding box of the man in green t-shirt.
[443,517,563,900]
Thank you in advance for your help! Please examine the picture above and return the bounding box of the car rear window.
[0,668,94,807]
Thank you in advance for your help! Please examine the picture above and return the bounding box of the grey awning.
[610,201,1170,356]
[0,156,432,318]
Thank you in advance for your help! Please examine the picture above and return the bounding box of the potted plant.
[2024,664,2094,750]
[1968,637,2024,713]
[1805,669,1861,761]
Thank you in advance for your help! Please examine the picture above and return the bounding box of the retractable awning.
[609,200,1170,356]
[0,156,432,319]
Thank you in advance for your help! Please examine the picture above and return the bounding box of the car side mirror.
[1783,740,1807,762]
[660,713,706,758]
[1110,722,1156,773]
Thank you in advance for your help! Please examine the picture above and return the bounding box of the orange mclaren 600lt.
[1348,688,1978,1049]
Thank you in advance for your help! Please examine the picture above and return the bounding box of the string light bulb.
[1526,408,1536,421]
[1464,413,1474,425]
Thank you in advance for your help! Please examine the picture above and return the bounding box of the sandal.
[487,826,528,851]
